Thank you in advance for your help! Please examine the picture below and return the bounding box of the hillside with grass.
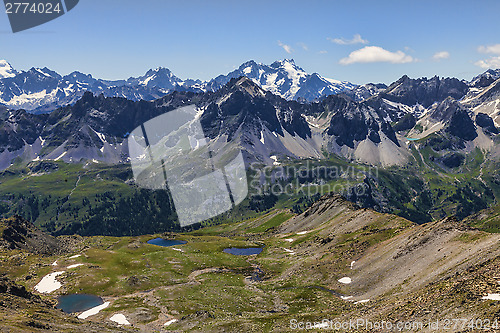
[1,194,499,332]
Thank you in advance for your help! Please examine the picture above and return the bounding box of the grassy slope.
[0,162,131,228]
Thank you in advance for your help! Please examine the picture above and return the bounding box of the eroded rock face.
[0,216,62,255]
[27,161,59,174]
[476,112,499,134]
[393,113,417,132]
[381,75,469,108]
[324,95,398,148]
[0,276,40,301]
[446,108,478,141]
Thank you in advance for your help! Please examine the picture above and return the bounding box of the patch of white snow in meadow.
[78,302,110,319]
[110,314,131,325]
[34,271,64,293]
[338,277,352,284]
[354,299,370,304]
[164,319,178,326]
[171,248,184,252]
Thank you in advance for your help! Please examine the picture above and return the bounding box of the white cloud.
[328,34,368,45]
[297,42,308,51]
[433,51,450,61]
[278,41,293,54]
[475,44,500,69]
[339,46,415,65]
[475,57,500,69]
[319,50,328,54]
[478,44,500,54]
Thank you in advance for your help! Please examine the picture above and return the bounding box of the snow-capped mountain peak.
[239,60,262,78]
[0,60,17,79]
[31,67,61,79]
[469,69,500,88]
[132,67,181,89]
[205,59,356,102]
[270,58,298,68]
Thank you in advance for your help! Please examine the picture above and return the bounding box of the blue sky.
[1,0,500,84]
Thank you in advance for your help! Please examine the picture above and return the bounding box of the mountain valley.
[1,195,499,332]
[0,60,499,332]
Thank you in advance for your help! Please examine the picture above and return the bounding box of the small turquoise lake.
[147,238,187,247]
[56,294,103,313]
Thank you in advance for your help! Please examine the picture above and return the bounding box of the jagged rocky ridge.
[0,69,499,169]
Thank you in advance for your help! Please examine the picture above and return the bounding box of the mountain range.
[0,62,500,230]
[1,67,499,169]
[0,59,355,112]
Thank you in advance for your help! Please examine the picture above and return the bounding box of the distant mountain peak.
[142,67,174,79]
[153,66,172,73]
[239,60,258,67]
[0,60,17,79]
[470,69,500,88]
[270,58,304,72]
[204,59,356,102]
[271,58,297,66]
[67,71,94,80]
[382,74,468,108]
[32,67,60,77]
[214,76,266,100]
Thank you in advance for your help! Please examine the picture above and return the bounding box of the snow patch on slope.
[78,302,110,319]
[34,272,64,293]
